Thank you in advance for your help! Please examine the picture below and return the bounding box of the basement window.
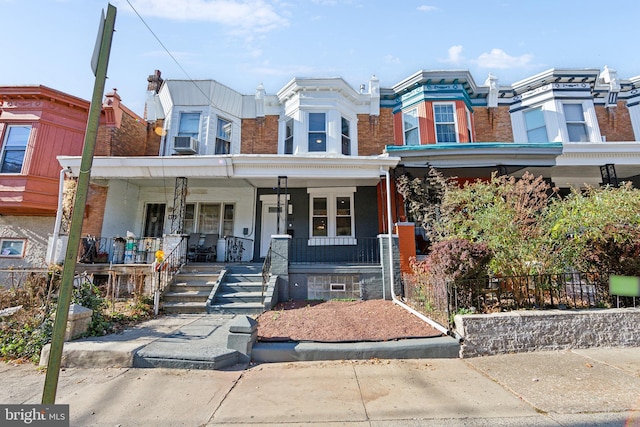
[0,239,25,258]
[330,283,346,292]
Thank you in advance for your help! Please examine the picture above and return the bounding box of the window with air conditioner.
[174,112,200,153]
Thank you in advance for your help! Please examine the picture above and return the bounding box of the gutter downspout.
[382,167,449,336]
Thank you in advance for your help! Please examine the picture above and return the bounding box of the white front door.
[260,196,288,257]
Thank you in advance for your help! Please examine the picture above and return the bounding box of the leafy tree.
[439,171,559,276]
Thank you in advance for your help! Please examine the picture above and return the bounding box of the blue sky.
[4,0,640,116]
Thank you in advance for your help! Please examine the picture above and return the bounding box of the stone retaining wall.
[454,308,640,358]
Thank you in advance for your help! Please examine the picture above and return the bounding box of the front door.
[260,195,288,257]
[144,203,166,237]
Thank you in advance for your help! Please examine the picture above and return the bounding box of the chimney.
[147,70,163,94]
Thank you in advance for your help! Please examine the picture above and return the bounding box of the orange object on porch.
[395,222,416,274]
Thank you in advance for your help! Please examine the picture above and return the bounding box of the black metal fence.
[289,237,380,264]
[404,271,637,330]
[78,236,163,264]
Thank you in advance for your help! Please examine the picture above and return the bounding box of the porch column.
[270,234,290,301]
[379,233,402,301]
[170,177,187,234]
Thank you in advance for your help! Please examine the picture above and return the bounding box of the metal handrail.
[261,244,272,302]
[152,236,187,314]
[224,235,253,262]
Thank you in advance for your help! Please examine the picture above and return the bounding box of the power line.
[125,0,218,107]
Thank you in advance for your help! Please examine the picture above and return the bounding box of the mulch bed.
[255,299,445,343]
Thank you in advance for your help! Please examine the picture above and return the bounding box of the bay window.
[434,103,457,143]
[1,125,31,174]
[403,108,419,145]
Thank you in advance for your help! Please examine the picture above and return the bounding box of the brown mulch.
[256,299,444,343]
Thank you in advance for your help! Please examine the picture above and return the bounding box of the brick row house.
[5,65,640,302]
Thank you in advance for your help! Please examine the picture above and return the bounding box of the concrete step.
[207,302,264,315]
[163,290,211,303]
[169,282,216,293]
[163,301,207,314]
[214,292,263,304]
[219,283,262,293]
[224,273,263,284]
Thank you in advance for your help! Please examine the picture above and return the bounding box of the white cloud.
[123,0,289,34]
[439,45,464,65]
[475,48,533,69]
[384,54,401,65]
[417,5,437,12]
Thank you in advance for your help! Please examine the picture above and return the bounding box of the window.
[215,117,232,154]
[341,117,351,155]
[0,239,25,258]
[177,112,200,139]
[308,188,356,244]
[434,104,457,143]
[563,103,589,142]
[183,202,234,236]
[222,204,235,237]
[466,109,473,142]
[308,112,326,152]
[403,108,419,145]
[524,107,549,142]
[1,125,31,174]
[284,118,294,154]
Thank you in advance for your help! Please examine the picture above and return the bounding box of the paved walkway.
[3,347,639,426]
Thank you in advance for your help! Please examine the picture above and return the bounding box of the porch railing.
[153,235,187,314]
[224,236,252,262]
[261,244,272,303]
[289,237,380,264]
[78,236,163,264]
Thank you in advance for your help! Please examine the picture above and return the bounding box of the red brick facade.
[473,106,514,142]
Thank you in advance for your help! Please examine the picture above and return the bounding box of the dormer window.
[284,118,294,154]
[524,107,549,142]
[178,112,200,139]
[434,103,457,143]
[0,125,31,174]
[216,117,232,154]
[308,113,326,152]
[403,108,420,146]
[341,117,351,155]
[563,103,588,142]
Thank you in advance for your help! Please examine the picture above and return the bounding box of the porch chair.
[191,233,218,262]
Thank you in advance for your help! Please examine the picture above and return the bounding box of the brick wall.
[473,106,514,142]
[81,183,108,237]
[241,116,279,154]
[145,119,163,155]
[596,102,636,141]
[357,109,394,155]
[455,308,640,358]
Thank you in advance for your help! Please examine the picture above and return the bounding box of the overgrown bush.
[1,270,154,363]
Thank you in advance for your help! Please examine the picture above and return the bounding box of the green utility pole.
[42,3,116,404]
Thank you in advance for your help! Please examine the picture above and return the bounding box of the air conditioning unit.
[174,136,198,154]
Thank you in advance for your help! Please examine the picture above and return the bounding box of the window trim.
[284,118,294,154]
[562,102,589,142]
[307,187,356,246]
[215,116,232,154]
[177,112,201,139]
[524,106,549,143]
[403,107,420,146]
[0,238,26,258]
[0,125,31,174]
[341,116,351,155]
[308,112,327,152]
[433,102,459,143]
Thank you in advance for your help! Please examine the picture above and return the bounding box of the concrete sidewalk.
[2,347,639,426]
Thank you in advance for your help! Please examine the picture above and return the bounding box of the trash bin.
[112,237,126,264]
[124,238,136,264]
